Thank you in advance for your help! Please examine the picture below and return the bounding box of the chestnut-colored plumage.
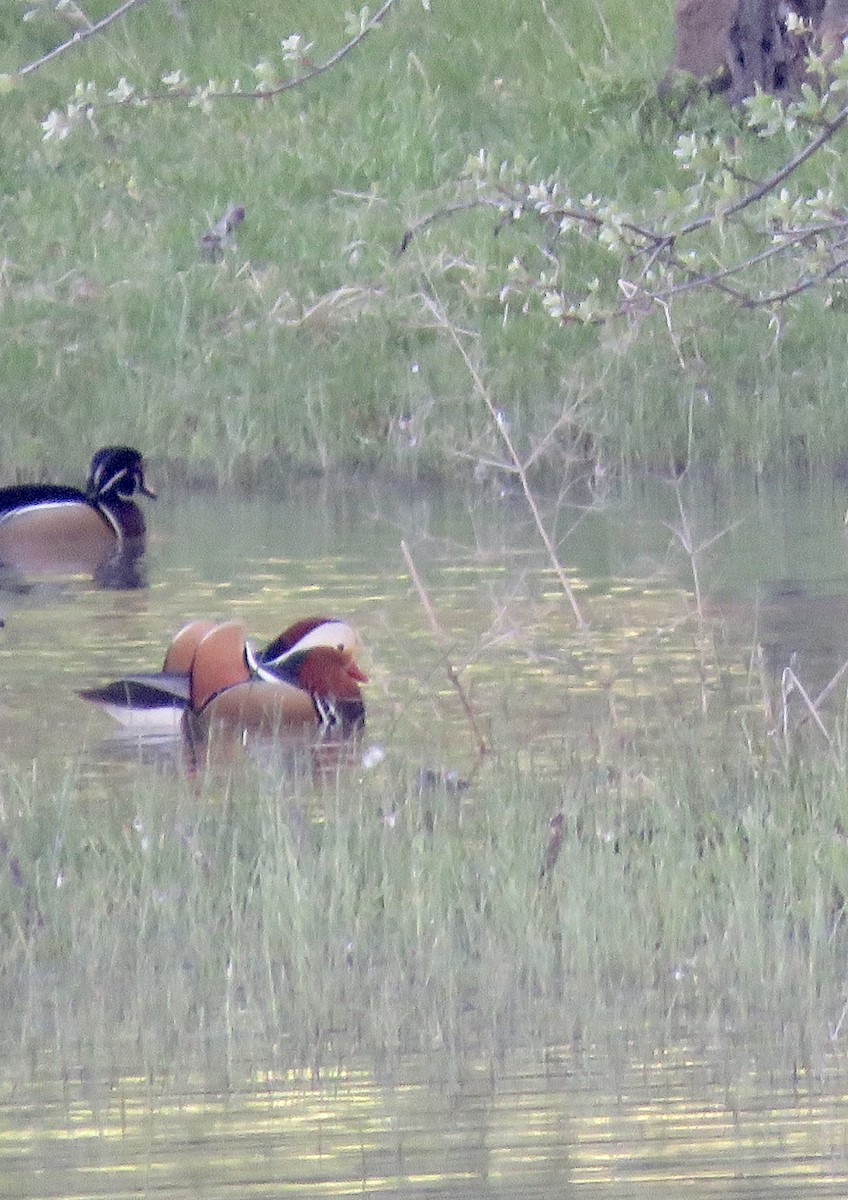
[79,616,366,736]
[162,619,219,673]
[188,623,366,734]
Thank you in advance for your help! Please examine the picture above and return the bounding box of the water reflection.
[753,580,848,699]
[87,723,368,794]
[2,1042,847,1198]
[0,539,148,592]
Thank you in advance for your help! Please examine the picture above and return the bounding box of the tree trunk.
[667,0,847,101]
[672,0,738,80]
[727,0,796,100]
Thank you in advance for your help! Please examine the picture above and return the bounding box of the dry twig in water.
[421,292,590,635]
[401,539,489,762]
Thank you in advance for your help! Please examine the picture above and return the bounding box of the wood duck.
[0,446,155,583]
[79,616,366,736]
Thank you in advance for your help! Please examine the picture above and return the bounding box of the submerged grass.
[3,710,848,1083]
[1,0,847,482]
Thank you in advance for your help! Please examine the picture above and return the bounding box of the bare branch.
[400,539,490,762]
[419,289,591,635]
[397,198,511,255]
[744,249,848,306]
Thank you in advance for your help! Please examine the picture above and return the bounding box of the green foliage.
[2,0,848,481]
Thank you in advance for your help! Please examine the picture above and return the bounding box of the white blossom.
[107,76,134,103]
[41,109,71,140]
[281,34,313,61]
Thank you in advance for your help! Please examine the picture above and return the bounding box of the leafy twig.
[17,0,150,80]
[677,98,848,237]
[242,0,401,100]
[401,89,848,323]
[119,0,402,106]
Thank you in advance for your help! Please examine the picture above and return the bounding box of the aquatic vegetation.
[1,704,846,1083]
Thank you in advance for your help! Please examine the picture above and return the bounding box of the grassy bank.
[1,0,847,485]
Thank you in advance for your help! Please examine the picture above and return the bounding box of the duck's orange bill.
[347,660,369,683]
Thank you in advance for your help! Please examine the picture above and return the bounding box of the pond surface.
[3,469,848,773]
[4,1036,848,1198]
[3,469,848,1195]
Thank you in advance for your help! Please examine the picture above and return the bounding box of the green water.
[2,469,848,1195]
[5,469,846,768]
[4,1040,847,1197]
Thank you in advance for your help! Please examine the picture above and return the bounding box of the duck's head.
[285,645,368,729]
[258,617,361,672]
[288,645,368,692]
[86,447,157,503]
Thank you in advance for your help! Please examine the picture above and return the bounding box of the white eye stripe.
[94,467,132,495]
[263,621,358,666]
